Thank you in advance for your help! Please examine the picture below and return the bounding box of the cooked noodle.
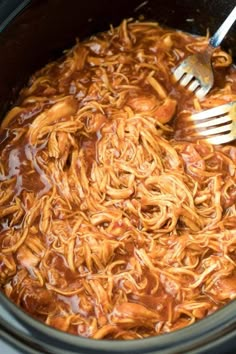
[0,20,236,339]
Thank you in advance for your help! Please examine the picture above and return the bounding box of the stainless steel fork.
[184,101,236,144]
[173,6,236,99]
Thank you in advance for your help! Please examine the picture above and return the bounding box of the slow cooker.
[0,1,236,353]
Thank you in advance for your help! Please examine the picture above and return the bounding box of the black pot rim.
[0,0,31,32]
[1,291,236,354]
[0,1,236,353]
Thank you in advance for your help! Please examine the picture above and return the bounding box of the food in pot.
[0,20,236,339]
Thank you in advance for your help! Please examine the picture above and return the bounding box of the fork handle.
[209,5,236,47]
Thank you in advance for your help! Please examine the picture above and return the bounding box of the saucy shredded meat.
[0,20,236,339]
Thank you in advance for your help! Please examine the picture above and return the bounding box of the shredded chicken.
[0,20,236,340]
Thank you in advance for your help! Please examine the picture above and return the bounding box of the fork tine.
[196,122,232,136]
[195,86,211,99]
[206,133,235,145]
[192,115,231,129]
[188,80,200,92]
[180,74,193,87]
[191,103,232,121]
[173,66,185,81]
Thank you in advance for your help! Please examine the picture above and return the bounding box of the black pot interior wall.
[0,0,235,119]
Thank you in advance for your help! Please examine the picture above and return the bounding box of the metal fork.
[185,101,236,144]
[173,6,236,99]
